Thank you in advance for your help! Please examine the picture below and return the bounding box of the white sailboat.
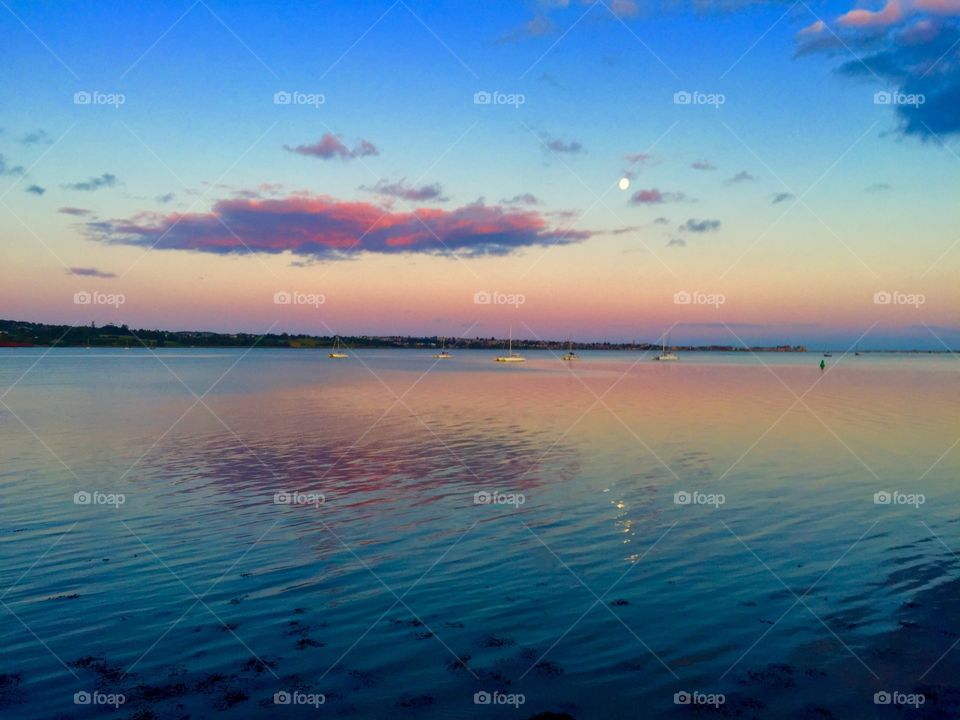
[433,336,451,359]
[561,338,579,361]
[656,334,678,361]
[328,336,348,358]
[496,328,525,363]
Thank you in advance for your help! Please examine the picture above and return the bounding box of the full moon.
[618,177,630,190]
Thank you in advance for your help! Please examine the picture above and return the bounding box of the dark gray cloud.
[502,193,541,206]
[543,135,583,154]
[63,173,118,191]
[771,192,795,204]
[25,185,46,195]
[801,18,960,137]
[680,218,721,233]
[725,170,756,185]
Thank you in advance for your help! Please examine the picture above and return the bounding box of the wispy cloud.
[630,188,686,205]
[59,207,92,216]
[866,182,892,192]
[19,129,51,145]
[63,173,118,191]
[284,133,380,160]
[691,159,716,171]
[0,154,25,176]
[361,178,448,202]
[67,267,116,278]
[25,184,46,195]
[771,192,795,204]
[542,134,583,154]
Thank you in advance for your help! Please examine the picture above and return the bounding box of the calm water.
[1,348,958,718]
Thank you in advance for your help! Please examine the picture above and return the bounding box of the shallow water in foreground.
[1,348,958,718]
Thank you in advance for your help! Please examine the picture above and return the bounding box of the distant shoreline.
[0,319,953,353]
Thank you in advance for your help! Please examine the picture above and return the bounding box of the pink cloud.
[629,188,686,205]
[837,0,903,27]
[283,133,380,161]
[88,194,591,259]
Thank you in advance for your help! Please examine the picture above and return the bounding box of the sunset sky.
[1,0,958,348]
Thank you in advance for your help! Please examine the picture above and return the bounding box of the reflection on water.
[0,349,958,718]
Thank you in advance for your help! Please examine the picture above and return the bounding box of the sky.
[1,0,958,349]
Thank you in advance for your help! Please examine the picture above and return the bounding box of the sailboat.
[496,329,525,363]
[561,339,579,361]
[433,336,451,359]
[328,336,348,358]
[656,334,678,361]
